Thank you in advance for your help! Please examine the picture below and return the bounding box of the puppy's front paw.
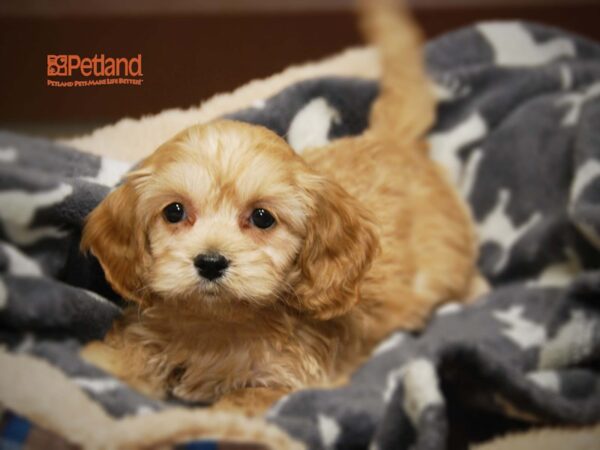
[80,341,166,399]
[212,387,290,416]
[170,382,217,405]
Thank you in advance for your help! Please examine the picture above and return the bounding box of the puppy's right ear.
[81,179,151,304]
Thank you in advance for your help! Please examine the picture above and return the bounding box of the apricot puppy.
[81,0,479,409]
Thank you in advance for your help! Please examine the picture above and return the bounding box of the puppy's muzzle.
[194,252,229,281]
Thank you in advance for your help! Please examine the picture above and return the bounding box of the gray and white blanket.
[1,21,600,449]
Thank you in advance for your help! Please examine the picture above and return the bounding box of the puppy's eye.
[163,202,186,223]
[250,208,275,229]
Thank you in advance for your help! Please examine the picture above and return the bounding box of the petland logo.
[47,54,143,87]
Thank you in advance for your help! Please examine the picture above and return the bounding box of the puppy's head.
[82,120,378,320]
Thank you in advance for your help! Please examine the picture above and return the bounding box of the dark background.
[1,2,599,136]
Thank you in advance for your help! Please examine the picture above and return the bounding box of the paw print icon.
[47,55,68,76]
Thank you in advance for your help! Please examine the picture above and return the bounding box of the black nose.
[194,252,229,281]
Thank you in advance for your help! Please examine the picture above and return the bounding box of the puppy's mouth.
[194,271,237,303]
[196,276,226,294]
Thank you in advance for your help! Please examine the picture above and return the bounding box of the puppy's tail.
[358,0,435,143]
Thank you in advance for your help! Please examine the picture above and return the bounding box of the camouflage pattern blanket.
[1,21,600,449]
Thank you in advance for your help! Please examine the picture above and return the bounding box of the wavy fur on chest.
[107,302,365,402]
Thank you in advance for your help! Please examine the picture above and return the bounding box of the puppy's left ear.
[289,172,380,320]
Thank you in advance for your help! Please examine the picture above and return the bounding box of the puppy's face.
[128,122,307,308]
[82,121,378,319]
